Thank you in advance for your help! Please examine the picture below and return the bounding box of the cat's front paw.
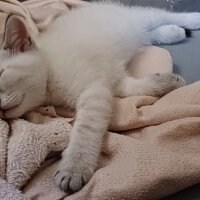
[149,73,186,97]
[54,152,96,192]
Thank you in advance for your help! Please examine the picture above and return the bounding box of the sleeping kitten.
[0,1,199,192]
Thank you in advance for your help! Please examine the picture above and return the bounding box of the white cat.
[0,1,200,192]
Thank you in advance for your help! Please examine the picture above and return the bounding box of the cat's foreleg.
[55,82,113,192]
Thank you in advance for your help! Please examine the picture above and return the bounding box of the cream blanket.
[0,1,200,200]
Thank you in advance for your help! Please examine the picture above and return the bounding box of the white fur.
[0,2,199,192]
[149,25,187,44]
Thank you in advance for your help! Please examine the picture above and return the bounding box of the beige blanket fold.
[0,0,200,200]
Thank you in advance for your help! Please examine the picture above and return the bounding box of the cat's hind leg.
[147,25,191,45]
[116,73,185,98]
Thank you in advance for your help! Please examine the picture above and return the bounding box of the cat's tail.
[130,6,199,44]
[131,6,200,31]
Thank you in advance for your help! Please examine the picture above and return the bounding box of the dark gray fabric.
[174,0,200,12]
[162,184,200,200]
[112,0,173,10]
[87,0,198,10]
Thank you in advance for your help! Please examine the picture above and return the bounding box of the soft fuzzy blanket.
[0,1,200,200]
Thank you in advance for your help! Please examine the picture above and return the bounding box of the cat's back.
[37,2,143,103]
[38,2,142,65]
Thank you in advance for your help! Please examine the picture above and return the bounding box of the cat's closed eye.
[0,69,5,77]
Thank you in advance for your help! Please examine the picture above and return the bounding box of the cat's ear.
[3,15,33,54]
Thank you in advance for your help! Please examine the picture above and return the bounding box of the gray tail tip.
[184,29,192,38]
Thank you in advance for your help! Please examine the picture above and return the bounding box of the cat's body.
[0,1,200,192]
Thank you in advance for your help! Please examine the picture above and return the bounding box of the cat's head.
[0,15,48,118]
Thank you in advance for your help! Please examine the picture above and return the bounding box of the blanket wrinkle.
[0,1,200,200]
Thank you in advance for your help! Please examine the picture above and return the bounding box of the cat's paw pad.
[54,155,95,192]
[149,73,186,97]
[184,13,200,30]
